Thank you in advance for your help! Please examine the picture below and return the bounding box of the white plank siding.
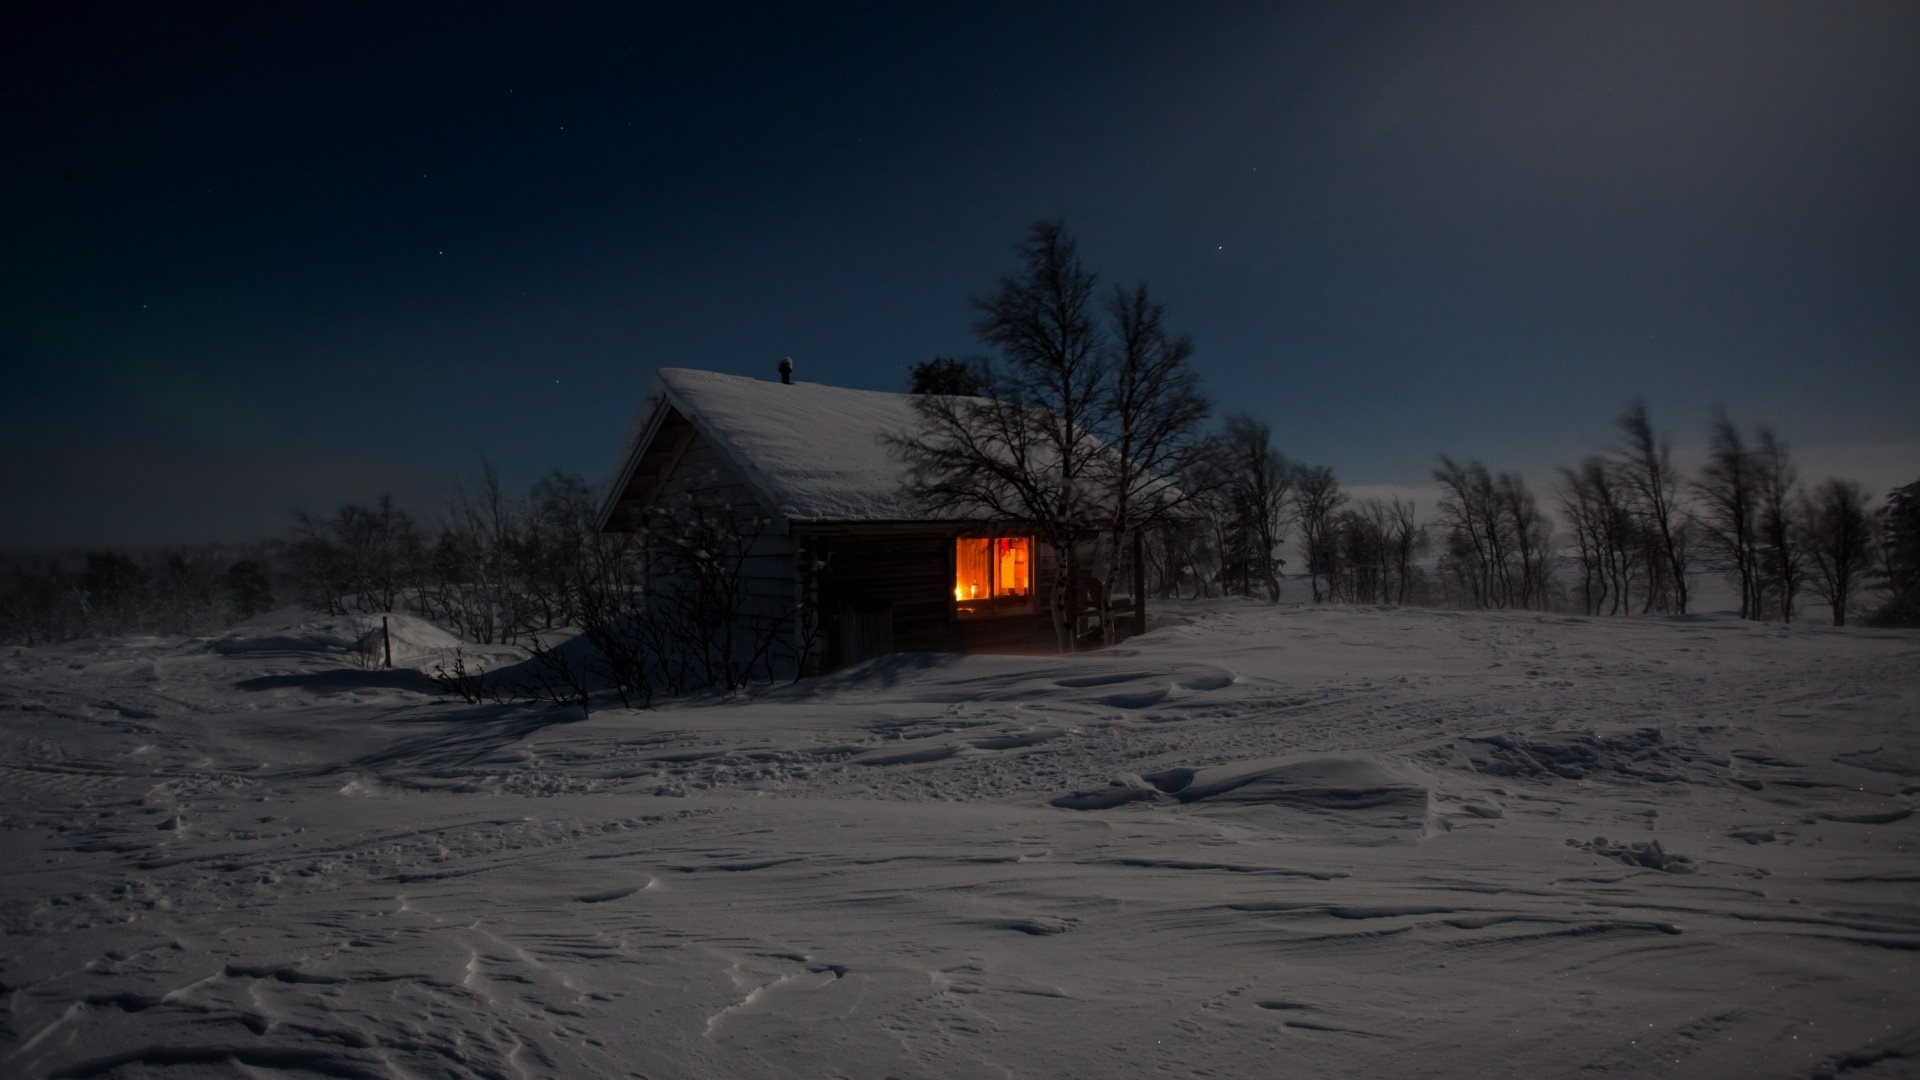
[645,427,802,673]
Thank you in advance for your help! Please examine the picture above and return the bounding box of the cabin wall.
[646,430,802,676]
[807,533,955,665]
[800,531,1062,667]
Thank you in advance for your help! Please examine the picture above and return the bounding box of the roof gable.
[599,368,966,530]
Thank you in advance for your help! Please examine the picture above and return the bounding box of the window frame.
[952,535,1036,619]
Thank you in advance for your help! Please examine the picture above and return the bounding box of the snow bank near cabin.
[209,607,475,668]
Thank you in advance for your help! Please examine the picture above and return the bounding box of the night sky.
[6,2,1917,549]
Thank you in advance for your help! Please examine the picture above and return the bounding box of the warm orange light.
[955,537,1031,608]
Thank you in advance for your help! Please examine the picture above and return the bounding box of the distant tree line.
[7,222,1915,655]
[0,546,277,645]
[1551,402,1896,626]
[285,468,618,645]
[1135,398,1906,627]
[0,460,814,711]
[5,407,1910,659]
[898,222,1910,628]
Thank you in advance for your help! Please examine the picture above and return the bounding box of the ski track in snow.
[1,602,1916,1078]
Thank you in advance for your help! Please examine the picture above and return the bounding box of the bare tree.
[1185,449,1245,596]
[1496,471,1553,610]
[1752,426,1803,622]
[908,357,986,396]
[1329,501,1395,604]
[574,527,655,706]
[1433,457,1504,608]
[899,221,1219,646]
[1433,457,1550,609]
[1091,283,1209,641]
[1382,497,1428,605]
[1615,400,1691,613]
[1579,458,1647,615]
[1294,465,1346,603]
[1204,417,1293,602]
[524,469,604,629]
[1558,460,1613,615]
[290,513,348,616]
[894,221,1107,650]
[1142,516,1212,599]
[448,462,533,643]
[0,557,83,646]
[1802,478,1876,626]
[1693,414,1762,618]
[1868,479,1920,627]
[223,559,275,619]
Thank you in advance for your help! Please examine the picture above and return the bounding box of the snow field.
[2,602,1916,1078]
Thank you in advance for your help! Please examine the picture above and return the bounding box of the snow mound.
[1049,772,1168,810]
[207,607,363,655]
[1055,754,1430,831]
[209,608,465,667]
[1149,755,1426,809]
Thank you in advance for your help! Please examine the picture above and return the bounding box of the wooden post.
[382,616,392,669]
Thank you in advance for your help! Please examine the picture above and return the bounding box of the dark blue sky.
[5,2,1917,548]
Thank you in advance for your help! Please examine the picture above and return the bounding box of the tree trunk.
[1132,530,1148,637]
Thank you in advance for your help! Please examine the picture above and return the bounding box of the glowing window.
[955,537,1031,611]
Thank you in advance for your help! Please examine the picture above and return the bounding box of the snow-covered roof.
[599,368,967,530]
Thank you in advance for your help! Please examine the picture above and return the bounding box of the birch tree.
[896,221,1109,650]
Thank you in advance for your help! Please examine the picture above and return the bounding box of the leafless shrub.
[508,633,596,718]
[429,648,501,705]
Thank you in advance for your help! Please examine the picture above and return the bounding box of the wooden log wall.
[810,533,954,655]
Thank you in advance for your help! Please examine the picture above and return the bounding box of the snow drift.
[2,601,1916,1078]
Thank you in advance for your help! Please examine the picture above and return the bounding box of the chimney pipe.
[778,356,794,385]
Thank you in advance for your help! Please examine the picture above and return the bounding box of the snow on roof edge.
[593,379,671,531]
[597,368,968,532]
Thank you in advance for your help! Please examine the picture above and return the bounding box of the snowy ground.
[3,602,1917,1079]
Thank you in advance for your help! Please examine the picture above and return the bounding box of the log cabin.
[595,366,1064,672]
